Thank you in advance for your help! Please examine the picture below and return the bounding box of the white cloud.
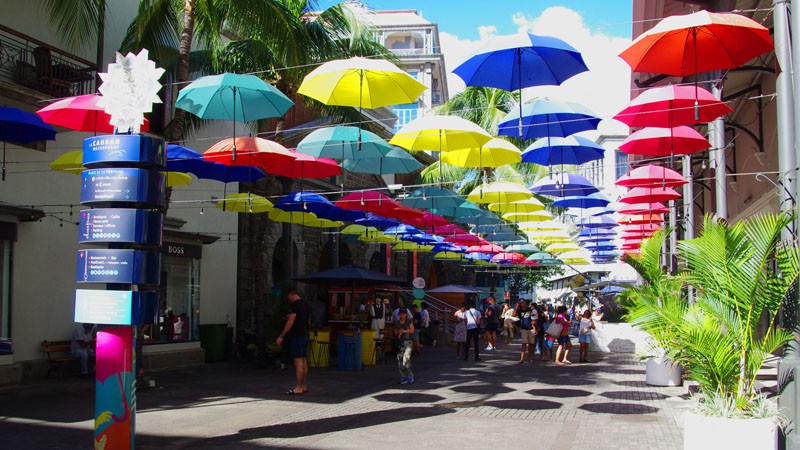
[440,6,632,135]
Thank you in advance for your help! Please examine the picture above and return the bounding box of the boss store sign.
[161,242,202,259]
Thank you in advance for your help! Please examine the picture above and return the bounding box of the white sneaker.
[484,345,493,351]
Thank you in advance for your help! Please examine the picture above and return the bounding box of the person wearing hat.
[395,308,414,384]
[277,289,310,395]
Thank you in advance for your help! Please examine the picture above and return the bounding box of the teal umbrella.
[176,73,293,122]
[342,147,423,174]
[297,126,393,160]
[504,243,538,254]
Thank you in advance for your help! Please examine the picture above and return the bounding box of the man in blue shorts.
[277,289,310,395]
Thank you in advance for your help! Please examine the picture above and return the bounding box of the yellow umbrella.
[341,224,379,235]
[559,250,592,265]
[50,150,84,174]
[517,221,569,231]
[487,198,545,214]
[216,193,273,213]
[166,172,193,187]
[525,230,572,244]
[358,232,399,243]
[546,242,581,254]
[502,210,552,223]
[268,209,318,224]
[298,57,426,109]
[440,138,521,168]
[433,251,464,260]
[466,181,532,204]
[390,115,492,152]
[392,241,434,252]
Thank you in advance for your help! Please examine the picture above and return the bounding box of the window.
[615,151,629,180]
[148,245,201,344]
[393,103,419,133]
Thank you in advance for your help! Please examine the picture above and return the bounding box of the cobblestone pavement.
[0,342,689,450]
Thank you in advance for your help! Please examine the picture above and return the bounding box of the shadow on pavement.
[579,402,659,414]
[373,392,446,403]
[599,390,670,401]
[451,383,515,395]
[484,399,562,410]
[526,388,592,398]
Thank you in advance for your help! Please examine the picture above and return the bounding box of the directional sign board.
[79,209,162,246]
[80,168,166,208]
[83,134,165,169]
[76,249,161,284]
[74,289,159,325]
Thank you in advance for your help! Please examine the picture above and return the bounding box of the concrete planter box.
[645,355,681,386]
[684,411,778,450]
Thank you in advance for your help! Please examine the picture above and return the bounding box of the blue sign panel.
[75,290,159,325]
[80,168,166,208]
[79,209,163,246]
[83,135,165,169]
[76,249,161,284]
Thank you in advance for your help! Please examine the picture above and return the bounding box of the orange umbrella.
[204,137,295,169]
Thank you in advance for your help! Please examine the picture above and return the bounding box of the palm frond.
[41,0,106,52]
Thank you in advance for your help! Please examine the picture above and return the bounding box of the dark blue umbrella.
[498,98,600,140]
[274,191,366,222]
[579,215,618,229]
[355,213,400,230]
[167,144,266,183]
[1,107,57,180]
[432,243,464,253]
[552,194,611,209]
[383,224,423,236]
[521,135,605,166]
[531,173,598,197]
[600,285,625,294]
[579,228,616,239]
[404,233,444,245]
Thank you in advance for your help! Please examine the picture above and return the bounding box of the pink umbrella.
[383,205,426,222]
[618,127,709,157]
[406,211,449,228]
[268,151,341,178]
[466,243,505,254]
[613,85,732,128]
[424,224,465,235]
[36,94,150,133]
[335,191,400,215]
[617,202,669,215]
[491,252,526,263]
[445,234,490,246]
[616,164,688,188]
[619,187,681,204]
[621,223,662,233]
[621,231,656,240]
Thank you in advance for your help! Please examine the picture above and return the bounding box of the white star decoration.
[96,49,165,134]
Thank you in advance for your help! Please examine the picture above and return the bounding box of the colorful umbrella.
[176,73,293,122]
[619,10,773,77]
[466,181,532,204]
[616,202,670,215]
[216,193,273,213]
[546,242,581,254]
[615,164,688,189]
[167,144,266,183]
[342,147,423,174]
[393,241,434,253]
[491,252,526,264]
[487,197,545,214]
[298,57,426,109]
[579,215,618,229]
[204,137,295,169]
[408,211,450,229]
[552,195,610,209]
[390,115,492,152]
[439,138,521,168]
[618,126,710,157]
[465,243,505,254]
[621,223,662,233]
[504,243,538,254]
[50,150,84,174]
[297,126,393,160]
[269,151,341,179]
[166,172,193,187]
[619,187,681,204]
[433,251,464,260]
[619,213,665,225]
[335,191,400,215]
[613,85,732,127]
[502,211,552,223]
[497,97,600,140]
[37,94,150,133]
[531,173,599,197]
[520,135,605,166]
[355,213,401,230]
[402,186,465,212]
[0,107,57,181]
[273,192,335,214]
[445,233,490,246]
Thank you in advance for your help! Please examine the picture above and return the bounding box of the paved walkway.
[0,342,689,450]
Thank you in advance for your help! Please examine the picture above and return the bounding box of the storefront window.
[147,243,201,343]
[0,238,11,354]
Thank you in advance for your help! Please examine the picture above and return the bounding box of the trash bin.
[308,330,330,368]
[361,330,376,365]
[199,324,227,362]
[337,332,362,370]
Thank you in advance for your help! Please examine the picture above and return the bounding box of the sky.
[322,0,635,135]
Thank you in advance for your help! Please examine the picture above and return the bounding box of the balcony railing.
[0,24,97,98]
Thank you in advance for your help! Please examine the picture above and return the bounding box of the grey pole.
[789,0,800,237]
[682,155,694,240]
[775,2,800,450]
[711,84,727,220]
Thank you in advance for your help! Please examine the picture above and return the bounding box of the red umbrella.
[619,11,773,77]
[205,137,295,168]
[613,85,732,128]
[407,211,449,228]
[382,205,426,222]
[617,202,669,215]
[465,243,504,254]
[445,233,489,246]
[618,127,709,157]
[268,151,341,178]
[491,252,526,263]
[36,94,150,133]
[616,164,688,188]
[619,213,665,225]
[621,223,662,233]
[335,191,400,214]
[619,187,681,204]
[621,231,656,240]
[425,224,465,235]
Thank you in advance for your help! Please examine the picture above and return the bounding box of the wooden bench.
[41,340,78,378]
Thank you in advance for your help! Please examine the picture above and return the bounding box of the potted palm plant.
[676,212,798,450]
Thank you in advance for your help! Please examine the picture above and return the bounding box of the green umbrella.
[176,73,293,122]
[504,243,538,254]
[297,126,393,160]
[342,147,423,174]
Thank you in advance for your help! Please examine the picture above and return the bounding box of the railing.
[0,24,97,98]
[398,289,459,343]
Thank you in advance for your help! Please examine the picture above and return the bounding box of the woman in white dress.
[453,307,467,360]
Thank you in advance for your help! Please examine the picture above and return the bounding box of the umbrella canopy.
[408,211,450,229]
[579,215,618,229]
[274,192,334,213]
[619,213,665,225]
[453,33,588,91]
[294,264,405,286]
[619,187,681,204]
[390,115,492,152]
[298,57,426,109]
[466,181,532,204]
[342,147,423,174]
[465,243,505,254]
[446,233,489,246]
[37,94,150,133]
[614,85,732,127]
[552,195,610,209]
[520,135,605,166]
[578,228,617,238]
[518,221,569,231]
[487,197,545,214]
[502,211,552,223]
[297,126,393,160]
[491,252,526,263]
[393,241,434,252]
[497,97,600,140]
[616,164,688,189]
[504,243,538,254]
[335,191,401,215]
[1,107,58,180]
[176,73,292,122]
[621,223,662,233]
[355,213,401,230]
[402,186,465,211]
[425,223,466,235]
[269,151,341,179]
[166,172,193,187]
[618,126,710,157]
[167,144,266,183]
[546,242,581,253]
[204,137,295,169]
[453,204,499,224]
[50,150,84,174]
[433,251,465,260]
[439,138,521,168]
[216,193,273,213]
[531,173,599,197]
[619,10,773,76]
[427,284,488,294]
[617,202,670,215]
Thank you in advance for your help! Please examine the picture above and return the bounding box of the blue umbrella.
[579,234,618,244]
[579,215,618,229]
[342,147,423,174]
[404,233,444,245]
[297,126,392,160]
[583,241,618,252]
[578,228,616,238]
[464,252,494,262]
[0,107,57,181]
[383,224,423,236]
[167,144,266,183]
[274,191,366,222]
[552,194,611,209]
[452,33,588,136]
[600,285,625,295]
[521,135,605,166]
[497,98,600,140]
[432,243,464,253]
[355,213,400,230]
[531,173,598,197]
[472,223,515,235]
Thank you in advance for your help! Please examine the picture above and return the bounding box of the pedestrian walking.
[483,296,501,350]
[578,309,595,363]
[515,300,536,364]
[395,308,414,384]
[276,289,310,395]
[554,305,572,365]
[453,307,467,359]
[461,303,482,362]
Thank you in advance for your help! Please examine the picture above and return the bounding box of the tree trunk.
[170,0,196,143]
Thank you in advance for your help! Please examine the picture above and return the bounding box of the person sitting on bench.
[70,323,95,377]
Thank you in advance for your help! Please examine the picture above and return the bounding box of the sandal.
[285,389,303,395]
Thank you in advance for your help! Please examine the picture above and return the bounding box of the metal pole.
[711,84,727,220]
[682,155,694,240]
[788,0,800,237]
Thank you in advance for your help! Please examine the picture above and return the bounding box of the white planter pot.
[684,411,778,450]
[645,356,681,386]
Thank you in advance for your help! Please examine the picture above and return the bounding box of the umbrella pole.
[232,88,238,161]
[517,48,524,137]
[358,70,363,153]
[2,142,5,181]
